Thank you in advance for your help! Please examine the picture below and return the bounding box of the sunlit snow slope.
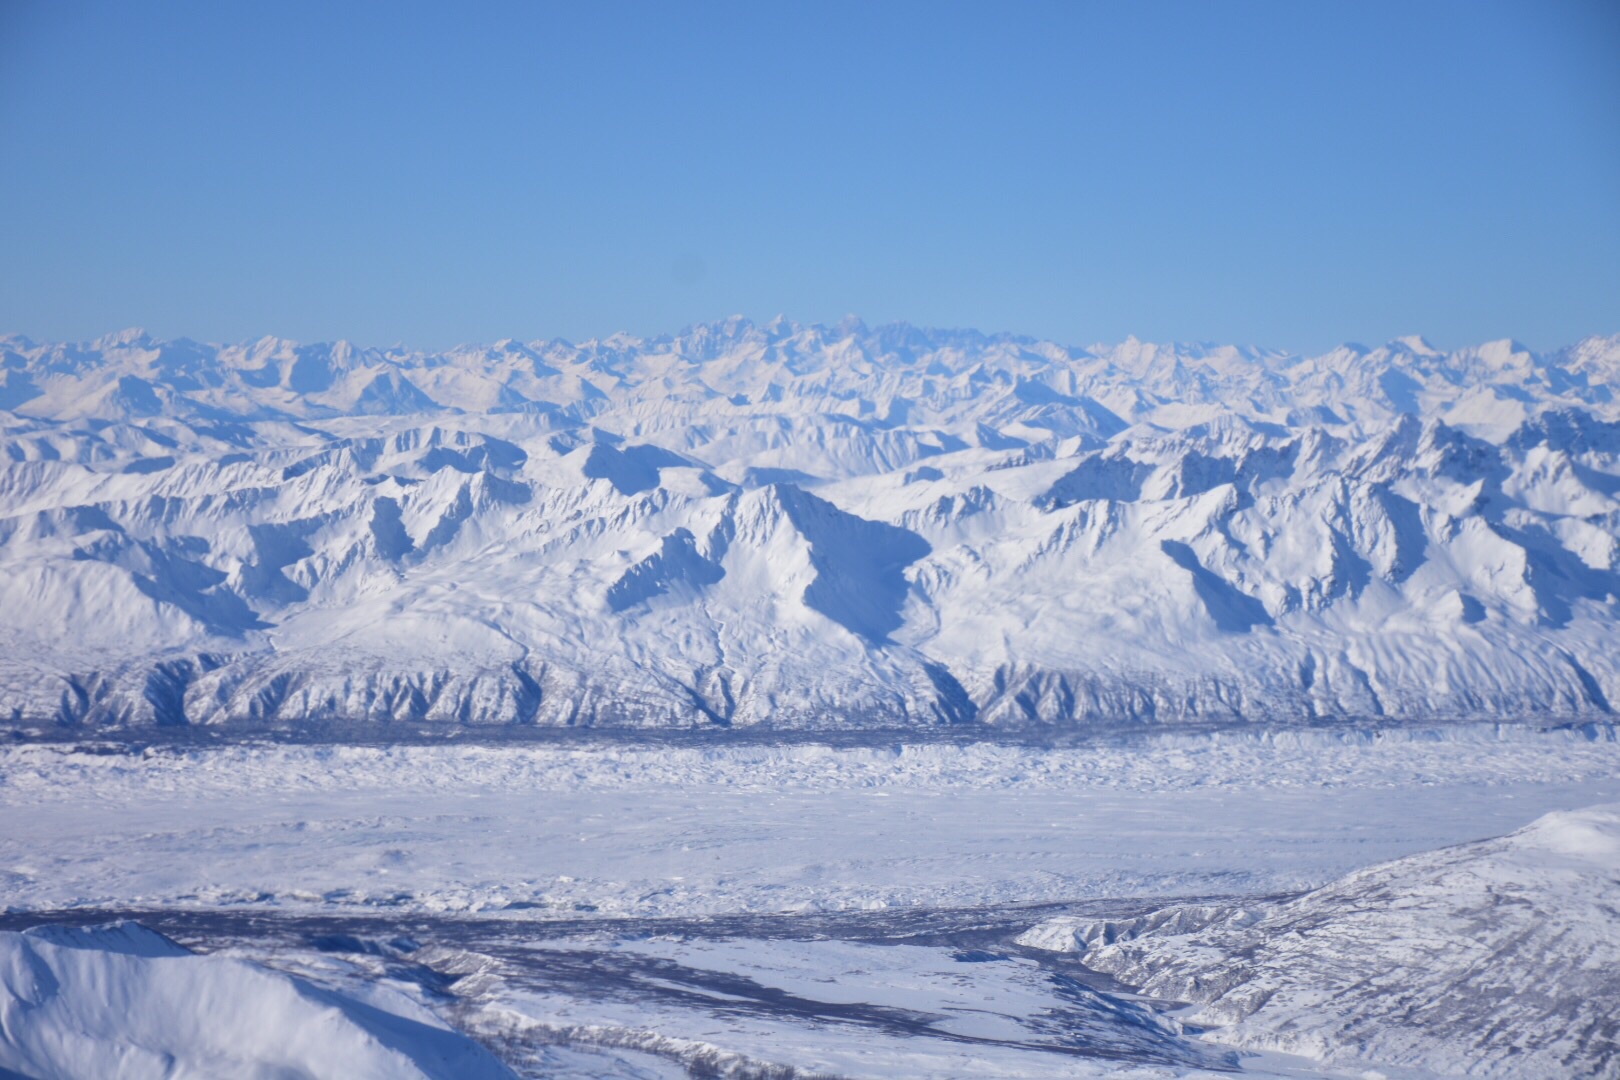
[0,921,513,1079]
[2,319,1618,728]
[1018,803,1620,1078]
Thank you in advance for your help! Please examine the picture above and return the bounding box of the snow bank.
[0,921,512,1079]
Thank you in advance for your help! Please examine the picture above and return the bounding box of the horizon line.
[3,316,1617,360]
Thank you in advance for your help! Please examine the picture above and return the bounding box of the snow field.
[3,724,1616,920]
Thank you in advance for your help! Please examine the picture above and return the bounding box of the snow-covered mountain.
[1017,803,1620,1078]
[2,319,1618,729]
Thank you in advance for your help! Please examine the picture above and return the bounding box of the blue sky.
[2,1,1616,352]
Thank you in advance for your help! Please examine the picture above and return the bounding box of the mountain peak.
[1,319,1617,730]
[94,326,152,349]
[1392,334,1440,355]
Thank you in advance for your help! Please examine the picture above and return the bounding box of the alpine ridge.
[2,318,1618,730]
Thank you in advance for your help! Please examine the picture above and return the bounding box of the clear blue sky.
[2,1,1616,352]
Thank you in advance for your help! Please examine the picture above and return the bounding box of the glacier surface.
[3,320,1620,729]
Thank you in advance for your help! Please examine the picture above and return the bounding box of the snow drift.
[2,319,1618,729]
[0,921,512,1079]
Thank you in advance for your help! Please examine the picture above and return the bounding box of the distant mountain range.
[2,319,1617,729]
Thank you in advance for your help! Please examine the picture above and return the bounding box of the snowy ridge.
[2,320,1619,729]
[0,921,513,1079]
[1017,803,1620,1078]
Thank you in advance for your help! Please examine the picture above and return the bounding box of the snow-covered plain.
[3,724,1618,918]
[3,321,1619,729]
[3,724,1619,1076]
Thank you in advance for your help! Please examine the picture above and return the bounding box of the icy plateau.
[3,318,1619,729]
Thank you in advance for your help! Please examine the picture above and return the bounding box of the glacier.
[3,318,1617,730]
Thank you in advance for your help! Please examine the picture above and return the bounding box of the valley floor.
[2,720,1617,1077]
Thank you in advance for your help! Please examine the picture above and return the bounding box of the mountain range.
[2,318,1618,729]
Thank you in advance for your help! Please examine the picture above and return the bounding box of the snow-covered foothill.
[1019,804,1620,1078]
[0,920,513,1079]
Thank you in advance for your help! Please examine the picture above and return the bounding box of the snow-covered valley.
[3,723,1618,1077]
[4,723,1619,920]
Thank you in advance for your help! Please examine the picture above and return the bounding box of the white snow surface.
[0,921,512,1079]
[459,935,1240,1079]
[4,320,1620,728]
[2,725,1617,1076]
[1019,804,1620,1078]
[3,724,1617,920]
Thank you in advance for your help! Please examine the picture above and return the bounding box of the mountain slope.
[1017,803,1620,1077]
[0,921,513,1079]
[1,320,1617,729]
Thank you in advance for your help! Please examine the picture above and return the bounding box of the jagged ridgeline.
[1,319,1618,729]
